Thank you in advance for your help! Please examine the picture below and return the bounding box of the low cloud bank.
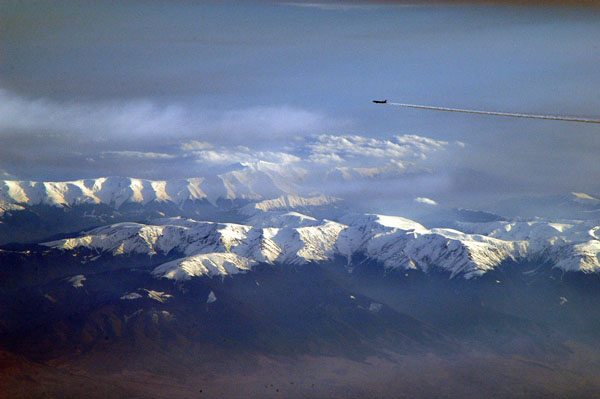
[0,88,462,208]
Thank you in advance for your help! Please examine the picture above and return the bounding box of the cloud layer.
[0,89,335,144]
[0,87,459,207]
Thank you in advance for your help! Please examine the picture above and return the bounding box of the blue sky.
[1,1,599,211]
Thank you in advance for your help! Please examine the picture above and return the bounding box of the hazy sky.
[1,1,599,210]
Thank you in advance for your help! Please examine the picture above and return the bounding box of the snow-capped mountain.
[5,188,600,399]
[458,219,600,272]
[0,163,307,210]
[240,194,341,214]
[43,211,600,280]
[4,173,598,279]
[0,177,208,208]
[0,171,336,245]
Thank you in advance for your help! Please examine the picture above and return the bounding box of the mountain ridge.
[41,211,600,280]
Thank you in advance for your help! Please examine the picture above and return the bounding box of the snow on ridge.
[0,177,210,208]
[547,240,600,273]
[372,214,427,230]
[0,202,25,216]
[206,291,217,303]
[121,292,143,300]
[67,275,86,288]
[217,161,307,201]
[0,169,324,211]
[41,213,516,279]
[571,192,600,205]
[246,211,319,229]
[152,253,256,280]
[41,211,600,279]
[242,194,341,214]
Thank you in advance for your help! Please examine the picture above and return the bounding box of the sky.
[1,1,600,212]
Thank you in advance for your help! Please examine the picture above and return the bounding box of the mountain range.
[2,177,600,398]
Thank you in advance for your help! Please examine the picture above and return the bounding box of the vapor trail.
[385,102,600,124]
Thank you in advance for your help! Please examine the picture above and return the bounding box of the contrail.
[384,102,600,124]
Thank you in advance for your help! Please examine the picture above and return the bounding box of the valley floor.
[4,347,600,399]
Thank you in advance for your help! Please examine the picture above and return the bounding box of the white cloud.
[101,151,177,160]
[0,89,186,137]
[305,134,448,167]
[308,152,345,164]
[181,141,214,151]
[182,134,449,178]
[0,89,336,143]
[414,197,438,206]
[192,149,301,166]
[173,133,454,200]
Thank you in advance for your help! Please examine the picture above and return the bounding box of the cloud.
[0,89,186,138]
[101,151,177,160]
[181,141,214,151]
[0,87,459,206]
[414,197,438,206]
[0,87,343,181]
[181,134,450,179]
[176,134,456,206]
[191,149,301,166]
[305,134,449,168]
[282,2,379,11]
[216,106,330,139]
[0,89,336,145]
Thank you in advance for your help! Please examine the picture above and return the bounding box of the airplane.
[372,99,387,104]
